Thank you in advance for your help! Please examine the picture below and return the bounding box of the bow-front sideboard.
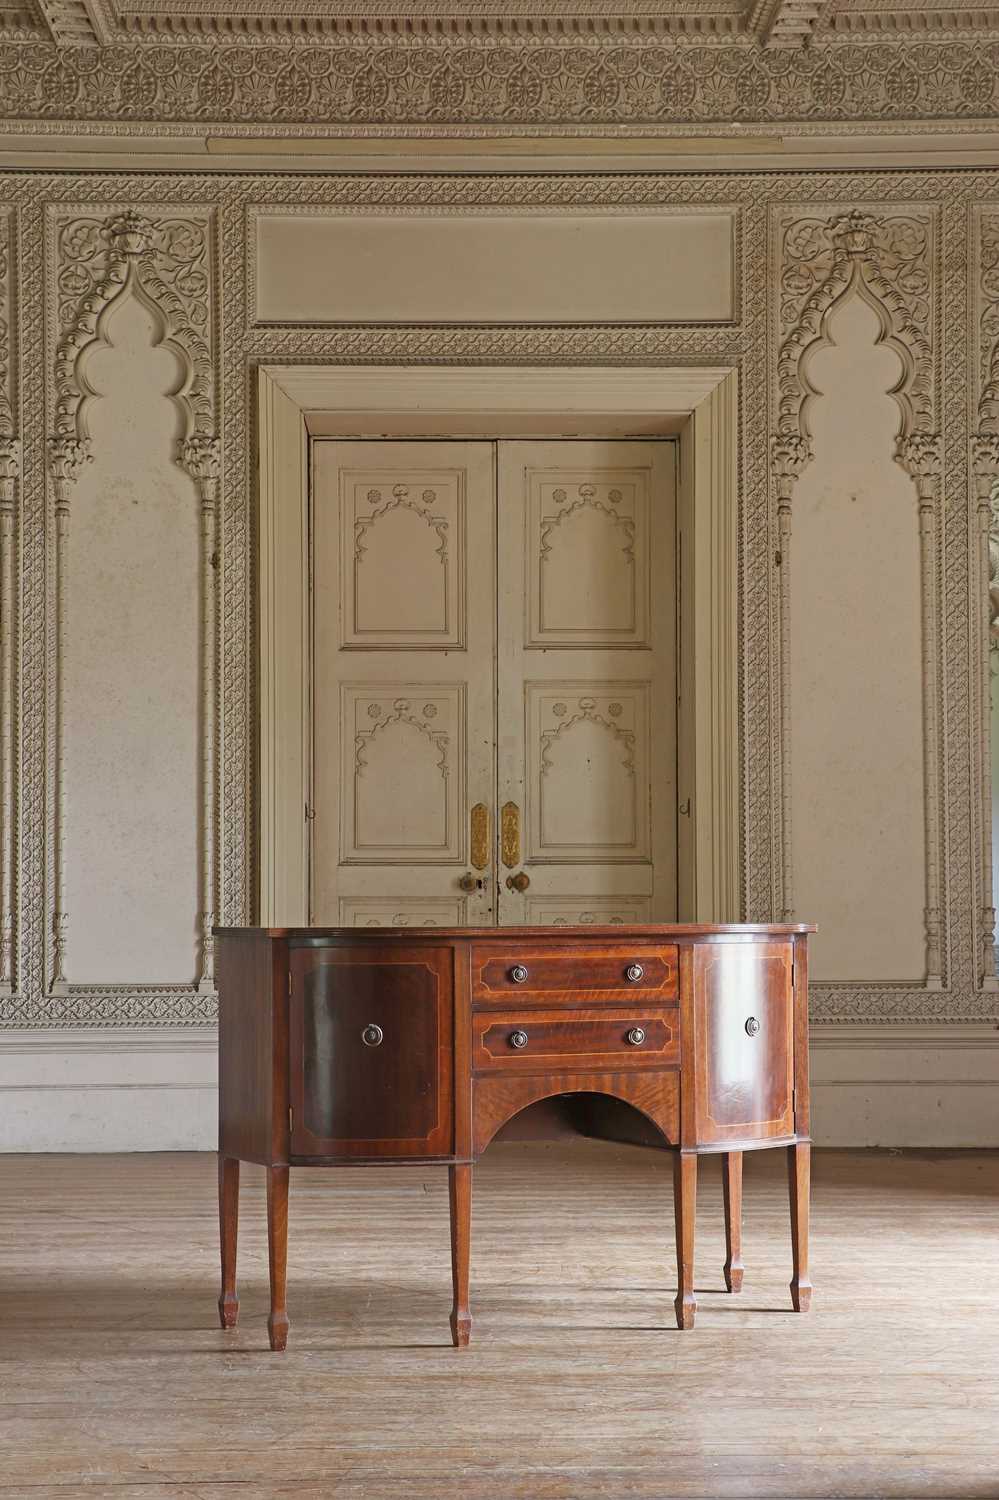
[215,924,814,1349]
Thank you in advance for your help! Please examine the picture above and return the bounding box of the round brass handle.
[362,1024,384,1047]
[626,1026,646,1046]
[625,963,644,983]
[509,1029,529,1050]
[745,1016,760,1037]
[458,871,482,893]
[506,871,531,893]
[510,964,529,984]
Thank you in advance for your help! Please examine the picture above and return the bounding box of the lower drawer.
[472,1006,679,1074]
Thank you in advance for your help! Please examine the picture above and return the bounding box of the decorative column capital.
[0,436,20,513]
[179,435,221,504]
[771,432,812,502]
[895,432,942,496]
[47,434,92,507]
[973,432,999,501]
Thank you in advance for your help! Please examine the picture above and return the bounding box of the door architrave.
[256,363,739,928]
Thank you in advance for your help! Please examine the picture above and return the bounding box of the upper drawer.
[471,943,678,1007]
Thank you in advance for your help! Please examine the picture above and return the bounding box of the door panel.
[311,437,677,929]
[312,441,496,926]
[497,441,676,924]
[289,945,453,1158]
[692,940,795,1144]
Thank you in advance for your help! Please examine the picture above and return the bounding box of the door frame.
[256,363,739,927]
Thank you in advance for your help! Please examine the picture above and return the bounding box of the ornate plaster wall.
[0,160,998,1144]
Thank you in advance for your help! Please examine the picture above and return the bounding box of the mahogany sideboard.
[215,923,814,1350]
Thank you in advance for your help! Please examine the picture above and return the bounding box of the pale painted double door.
[311,439,676,928]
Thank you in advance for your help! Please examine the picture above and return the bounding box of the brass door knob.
[506,871,530,893]
[745,1016,761,1037]
[509,964,529,984]
[509,1029,529,1049]
[458,872,483,893]
[626,1027,646,1046]
[362,1024,384,1047]
[625,963,644,982]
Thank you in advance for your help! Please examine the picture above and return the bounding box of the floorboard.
[0,1144,996,1498]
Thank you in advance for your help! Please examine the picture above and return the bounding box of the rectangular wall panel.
[253,208,736,326]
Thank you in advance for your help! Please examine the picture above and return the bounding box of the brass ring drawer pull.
[625,963,644,982]
[509,1029,529,1050]
[626,1026,646,1046]
[745,1016,760,1037]
[362,1024,384,1047]
[510,965,529,984]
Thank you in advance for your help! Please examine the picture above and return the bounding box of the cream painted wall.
[64,296,200,986]
[790,295,927,983]
[0,157,997,1150]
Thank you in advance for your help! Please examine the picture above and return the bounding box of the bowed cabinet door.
[289,945,454,1159]
[690,940,795,1146]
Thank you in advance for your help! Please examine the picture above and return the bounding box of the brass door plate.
[470,803,490,871]
[501,801,520,869]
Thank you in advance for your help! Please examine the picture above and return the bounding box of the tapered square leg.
[722,1150,744,1293]
[673,1151,697,1330]
[449,1163,472,1348]
[787,1141,812,1313]
[266,1165,290,1351]
[217,1154,240,1328]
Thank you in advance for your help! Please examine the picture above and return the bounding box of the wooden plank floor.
[1,1144,997,1499]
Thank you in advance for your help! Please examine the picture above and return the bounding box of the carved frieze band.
[773,205,944,989]
[2,38,999,129]
[45,205,218,1000]
[975,206,999,988]
[0,208,16,997]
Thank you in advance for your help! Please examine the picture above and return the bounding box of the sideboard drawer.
[472,1006,679,1073]
[471,943,678,1008]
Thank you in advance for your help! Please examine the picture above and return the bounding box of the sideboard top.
[214,923,815,940]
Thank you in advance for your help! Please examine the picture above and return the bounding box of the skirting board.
[0,1024,997,1152]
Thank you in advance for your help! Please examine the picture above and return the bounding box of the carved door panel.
[496,441,677,925]
[311,441,496,927]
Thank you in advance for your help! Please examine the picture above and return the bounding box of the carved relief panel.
[340,687,465,865]
[526,468,651,649]
[528,685,650,862]
[339,466,466,650]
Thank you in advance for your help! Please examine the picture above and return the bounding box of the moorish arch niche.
[45,208,218,1003]
[773,207,944,989]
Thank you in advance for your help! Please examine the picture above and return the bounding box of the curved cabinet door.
[691,940,794,1146]
[289,945,453,1159]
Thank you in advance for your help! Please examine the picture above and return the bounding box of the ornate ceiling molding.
[0,35,999,126]
[36,0,104,44]
[748,0,831,47]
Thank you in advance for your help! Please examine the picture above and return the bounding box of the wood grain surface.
[1,1144,995,1498]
